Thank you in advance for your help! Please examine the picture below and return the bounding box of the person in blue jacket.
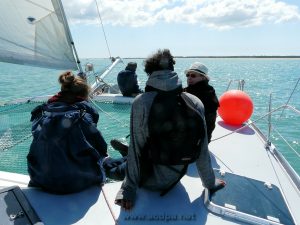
[117,62,143,97]
[27,71,126,194]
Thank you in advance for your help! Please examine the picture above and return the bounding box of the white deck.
[0,117,299,225]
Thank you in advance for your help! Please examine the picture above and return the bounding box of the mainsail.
[0,0,78,70]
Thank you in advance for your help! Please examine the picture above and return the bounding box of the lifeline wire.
[278,77,300,119]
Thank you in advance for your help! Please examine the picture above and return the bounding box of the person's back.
[27,72,108,194]
[115,49,224,210]
[117,62,142,97]
[147,88,205,165]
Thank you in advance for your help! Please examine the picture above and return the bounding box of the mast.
[56,0,83,72]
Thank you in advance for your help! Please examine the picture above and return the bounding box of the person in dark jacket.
[184,62,220,143]
[117,62,143,97]
[27,71,126,194]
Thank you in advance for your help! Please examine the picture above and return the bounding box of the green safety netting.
[0,100,131,174]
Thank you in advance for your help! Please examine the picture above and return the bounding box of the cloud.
[62,0,300,29]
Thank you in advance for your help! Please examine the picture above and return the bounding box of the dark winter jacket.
[27,100,108,194]
[184,80,219,142]
[117,69,142,97]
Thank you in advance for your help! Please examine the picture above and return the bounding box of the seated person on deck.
[114,49,225,210]
[27,71,126,194]
[117,62,143,97]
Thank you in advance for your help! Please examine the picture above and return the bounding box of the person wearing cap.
[117,62,143,97]
[184,62,219,143]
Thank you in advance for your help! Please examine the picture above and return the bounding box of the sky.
[61,0,300,58]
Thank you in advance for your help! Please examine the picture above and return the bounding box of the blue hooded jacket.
[27,101,107,194]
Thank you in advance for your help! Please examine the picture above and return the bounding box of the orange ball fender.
[218,90,253,125]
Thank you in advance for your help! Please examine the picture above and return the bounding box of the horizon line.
[82,55,300,59]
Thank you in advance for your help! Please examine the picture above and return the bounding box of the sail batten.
[0,0,78,70]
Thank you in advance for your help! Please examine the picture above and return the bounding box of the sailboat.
[0,0,299,225]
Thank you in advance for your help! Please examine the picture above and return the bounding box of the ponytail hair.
[59,71,90,99]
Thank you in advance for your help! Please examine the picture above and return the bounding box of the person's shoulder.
[182,92,205,110]
[132,92,156,108]
[43,101,68,112]
[75,101,98,114]
[207,82,215,88]
[117,69,126,76]
[183,92,202,102]
[202,81,216,91]
[118,69,133,75]
[74,100,90,107]
[133,92,154,101]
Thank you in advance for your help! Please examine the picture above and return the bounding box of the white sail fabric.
[0,0,77,70]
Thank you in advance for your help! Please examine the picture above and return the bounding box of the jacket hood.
[43,101,99,124]
[146,70,182,92]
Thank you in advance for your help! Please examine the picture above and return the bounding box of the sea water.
[0,58,299,174]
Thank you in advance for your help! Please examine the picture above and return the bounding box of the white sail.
[0,0,78,70]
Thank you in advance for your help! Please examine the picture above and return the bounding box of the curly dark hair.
[144,49,176,75]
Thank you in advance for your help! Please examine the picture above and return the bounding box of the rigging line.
[1,93,51,116]
[101,186,118,224]
[211,104,290,142]
[271,125,300,159]
[94,0,112,59]
[278,77,300,119]
[56,0,83,72]
[210,152,234,173]
[0,98,44,113]
[94,77,120,93]
[7,85,58,105]
[0,103,25,113]
[0,122,33,152]
[24,0,53,12]
[265,147,299,213]
[1,133,33,152]
[87,65,110,81]
[88,98,129,128]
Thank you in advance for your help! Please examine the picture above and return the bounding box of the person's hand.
[210,178,226,195]
[115,199,134,211]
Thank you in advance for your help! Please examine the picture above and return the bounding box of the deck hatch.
[0,186,43,225]
[204,169,295,225]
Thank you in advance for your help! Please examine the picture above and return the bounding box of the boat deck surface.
[0,117,299,225]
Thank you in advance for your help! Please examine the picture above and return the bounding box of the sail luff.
[55,0,83,72]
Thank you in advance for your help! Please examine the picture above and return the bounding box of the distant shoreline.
[122,56,300,59]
